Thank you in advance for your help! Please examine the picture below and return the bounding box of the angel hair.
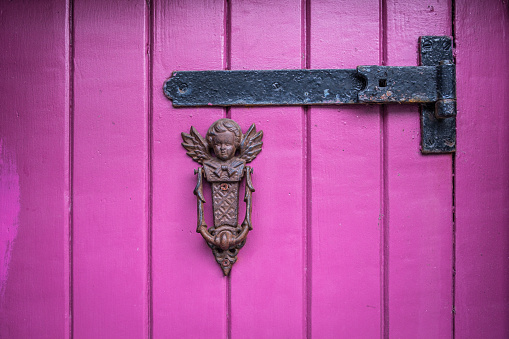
[206,119,242,161]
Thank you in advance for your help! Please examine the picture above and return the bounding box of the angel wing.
[181,126,211,164]
[239,124,263,163]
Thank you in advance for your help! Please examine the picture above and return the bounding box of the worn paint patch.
[0,139,20,304]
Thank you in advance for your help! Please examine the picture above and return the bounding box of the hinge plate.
[419,36,456,153]
[164,36,456,153]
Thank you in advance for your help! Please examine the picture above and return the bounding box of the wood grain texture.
[455,0,509,337]
[309,0,382,337]
[0,1,69,338]
[72,1,149,338]
[229,1,305,337]
[385,0,453,337]
[151,1,227,338]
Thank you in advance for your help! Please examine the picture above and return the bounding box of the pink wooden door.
[1,1,508,338]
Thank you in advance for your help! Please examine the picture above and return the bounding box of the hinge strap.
[164,36,456,153]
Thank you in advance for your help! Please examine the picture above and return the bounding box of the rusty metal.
[183,119,262,275]
[165,36,455,153]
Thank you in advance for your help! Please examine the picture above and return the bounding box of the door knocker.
[182,119,263,275]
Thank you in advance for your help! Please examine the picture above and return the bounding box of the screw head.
[178,83,188,94]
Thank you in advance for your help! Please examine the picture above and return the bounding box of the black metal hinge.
[164,36,456,153]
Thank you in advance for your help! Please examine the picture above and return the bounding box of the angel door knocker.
[182,119,263,275]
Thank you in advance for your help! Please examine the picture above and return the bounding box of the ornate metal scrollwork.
[182,119,263,275]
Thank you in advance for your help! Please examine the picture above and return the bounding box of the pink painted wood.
[0,1,70,338]
[72,1,149,337]
[229,1,305,338]
[151,1,227,338]
[455,0,509,337]
[385,1,454,338]
[1,1,508,338]
[309,0,382,337]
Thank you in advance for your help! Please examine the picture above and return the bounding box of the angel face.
[212,131,237,161]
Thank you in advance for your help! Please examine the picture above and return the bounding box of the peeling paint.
[0,139,20,304]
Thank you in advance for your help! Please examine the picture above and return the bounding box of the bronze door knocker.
[182,119,263,275]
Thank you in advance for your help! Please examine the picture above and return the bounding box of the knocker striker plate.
[182,119,262,275]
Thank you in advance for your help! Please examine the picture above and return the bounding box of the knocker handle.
[242,166,255,230]
[194,166,255,251]
[193,167,206,233]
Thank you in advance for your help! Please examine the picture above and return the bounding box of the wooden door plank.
[72,1,149,338]
[229,1,305,337]
[385,1,453,337]
[455,0,509,337]
[151,1,227,338]
[0,1,70,338]
[309,0,382,337]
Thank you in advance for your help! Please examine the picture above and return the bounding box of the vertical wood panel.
[455,0,509,337]
[151,1,227,337]
[309,0,382,337]
[229,0,305,337]
[72,1,149,337]
[385,1,453,337]
[0,1,69,338]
